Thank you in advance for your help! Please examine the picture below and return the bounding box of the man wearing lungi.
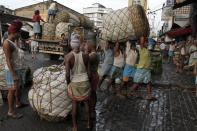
[3,20,24,119]
[98,41,114,88]
[85,38,99,120]
[32,10,45,39]
[122,40,138,95]
[131,36,156,100]
[108,42,124,94]
[66,33,91,131]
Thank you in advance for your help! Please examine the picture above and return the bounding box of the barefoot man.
[98,41,114,88]
[66,33,91,131]
[108,42,124,94]
[131,36,155,100]
[3,20,24,119]
[85,38,99,119]
[123,41,138,95]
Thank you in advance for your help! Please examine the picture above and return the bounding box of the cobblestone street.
[0,53,197,131]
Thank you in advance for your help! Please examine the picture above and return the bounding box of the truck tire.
[50,54,60,60]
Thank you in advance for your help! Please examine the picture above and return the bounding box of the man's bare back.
[65,50,89,84]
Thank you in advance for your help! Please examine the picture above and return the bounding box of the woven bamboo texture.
[42,23,56,40]
[78,16,94,29]
[54,11,70,24]
[55,22,72,40]
[28,65,72,122]
[100,5,150,43]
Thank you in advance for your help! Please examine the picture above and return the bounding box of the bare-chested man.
[108,42,124,94]
[66,33,91,131]
[98,41,114,88]
[85,39,99,119]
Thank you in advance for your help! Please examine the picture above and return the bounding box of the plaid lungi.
[67,81,91,101]
[133,68,151,84]
[109,66,122,79]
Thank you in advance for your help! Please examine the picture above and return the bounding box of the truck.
[33,25,95,60]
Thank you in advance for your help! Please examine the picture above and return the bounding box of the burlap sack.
[100,5,149,43]
[28,65,72,122]
[42,23,56,40]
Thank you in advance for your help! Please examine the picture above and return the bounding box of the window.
[174,5,190,14]
[97,14,102,18]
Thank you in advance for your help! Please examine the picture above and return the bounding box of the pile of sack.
[28,65,72,122]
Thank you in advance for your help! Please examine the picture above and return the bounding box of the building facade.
[160,0,191,41]
[14,1,82,21]
[128,0,147,11]
[83,3,113,28]
[0,5,13,14]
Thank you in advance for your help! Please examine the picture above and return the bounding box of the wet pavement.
[0,52,197,131]
[153,62,195,89]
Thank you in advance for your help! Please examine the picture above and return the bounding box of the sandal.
[7,112,23,119]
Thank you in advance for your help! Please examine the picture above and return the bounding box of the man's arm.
[83,53,90,79]
[3,41,17,81]
[114,42,119,53]
[65,54,71,85]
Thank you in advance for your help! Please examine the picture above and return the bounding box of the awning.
[173,0,195,9]
[166,27,192,38]
[0,13,32,23]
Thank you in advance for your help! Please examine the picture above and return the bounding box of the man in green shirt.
[130,36,155,100]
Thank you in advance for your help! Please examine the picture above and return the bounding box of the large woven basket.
[55,22,72,40]
[54,11,70,25]
[0,48,6,89]
[69,13,80,27]
[100,5,149,43]
[42,23,56,40]
[78,16,94,29]
[28,65,72,122]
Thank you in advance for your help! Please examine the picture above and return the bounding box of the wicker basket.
[28,65,72,122]
[55,22,72,40]
[42,23,56,40]
[78,16,94,29]
[54,11,70,24]
[0,48,6,89]
[100,5,149,43]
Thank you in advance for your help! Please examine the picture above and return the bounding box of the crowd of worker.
[1,17,197,131]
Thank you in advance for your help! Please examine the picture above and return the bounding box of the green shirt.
[137,48,151,69]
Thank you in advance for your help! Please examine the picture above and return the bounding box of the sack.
[28,65,72,122]
[0,48,6,89]
[100,5,149,43]
[42,23,56,40]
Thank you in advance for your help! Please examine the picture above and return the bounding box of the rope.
[28,65,72,122]
[100,5,149,43]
